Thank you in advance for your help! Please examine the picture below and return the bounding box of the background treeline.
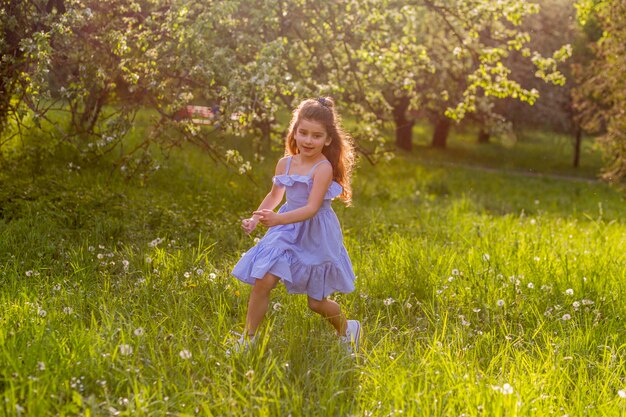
[1,0,624,186]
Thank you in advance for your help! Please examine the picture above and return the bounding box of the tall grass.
[0,128,625,416]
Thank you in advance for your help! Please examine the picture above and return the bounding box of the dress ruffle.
[232,243,355,300]
[273,174,342,200]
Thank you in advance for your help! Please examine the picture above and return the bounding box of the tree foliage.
[574,0,626,187]
[1,0,575,171]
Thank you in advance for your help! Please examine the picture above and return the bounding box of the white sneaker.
[341,320,361,353]
[225,333,255,356]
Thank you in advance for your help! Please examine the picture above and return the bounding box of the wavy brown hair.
[285,97,355,205]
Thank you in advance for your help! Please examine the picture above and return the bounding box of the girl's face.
[294,118,331,158]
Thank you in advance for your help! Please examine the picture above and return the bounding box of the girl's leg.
[245,273,280,337]
[307,297,348,335]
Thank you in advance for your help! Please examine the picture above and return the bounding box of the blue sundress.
[232,156,356,300]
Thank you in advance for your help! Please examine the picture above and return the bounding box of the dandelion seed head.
[527,282,534,289]
[209,273,217,280]
[565,289,574,296]
[497,299,505,307]
[38,309,47,318]
[562,314,572,321]
[179,349,192,360]
[37,362,46,371]
[119,344,133,356]
[383,297,395,306]
[482,253,490,262]
[133,327,144,337]
[273,302,282,311]
[196,268,204,276]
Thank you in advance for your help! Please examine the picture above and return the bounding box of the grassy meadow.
[0,124,625,416]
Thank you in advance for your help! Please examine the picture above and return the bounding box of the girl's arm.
[254,162,332,226]
[242,158,287,234]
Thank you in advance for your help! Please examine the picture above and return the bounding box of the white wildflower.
[148,237,164,248]
[482,253,490,262]
[565,289,574,296]
[179,349,192,360]
[209,273,217,280]
[562,314,572,321]
[527,282,534,289]
[184,271,191,278]
[618,389,626,399]
[37,361,46,371]
[38,308,47,318]
[582,299,594,306]
[63,306,73,314]
[122,260,129,271]
[273,302,282,311]
[452,269,460,276]
[196,268,204,276]
[502,383,514,395]
[119,344,133,356]
[25,270,33,277]
[497,299,505,307]
[572,301,580,310]
[383,297,395,306]
[133,327,144,337]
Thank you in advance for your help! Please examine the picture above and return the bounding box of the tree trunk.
[431,116,451,148]
[478,128,490,144]
[573,126,582,168]
[392,97,413,151]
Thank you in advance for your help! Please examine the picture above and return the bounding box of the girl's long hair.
[285,97,355,205]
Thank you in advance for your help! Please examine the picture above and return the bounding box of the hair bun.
[317,97,334,109]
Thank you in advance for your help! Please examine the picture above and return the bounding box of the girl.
[231,97,360,353]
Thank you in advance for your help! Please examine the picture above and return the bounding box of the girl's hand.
[242,217,259,234]
[253,209,283,227]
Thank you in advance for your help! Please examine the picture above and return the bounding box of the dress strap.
[307,159,331,176]
[285,156,293,175]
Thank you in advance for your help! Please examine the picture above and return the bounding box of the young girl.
[231,97,360,353]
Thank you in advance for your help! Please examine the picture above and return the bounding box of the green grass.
[0,126,625,416]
